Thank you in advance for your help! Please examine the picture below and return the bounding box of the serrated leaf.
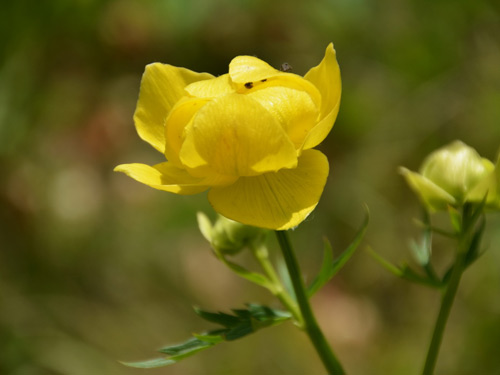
[248,303,286,319]
[159,337,209,355]
[194,308,242,327]
[124,340,215,368]
[308,208,369,296]
[123,304,292,368]
[224,304,290,341]
[223,323,254,341]
[231,308,252,319]
[193,331,225,344]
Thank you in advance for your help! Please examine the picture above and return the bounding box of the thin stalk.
[422,206,478,375]
[422,250,466,374]
[275,230,345,375]
[251,243,302,323]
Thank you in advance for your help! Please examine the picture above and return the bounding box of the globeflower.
[115,44,341,229]
[400,140,500,211]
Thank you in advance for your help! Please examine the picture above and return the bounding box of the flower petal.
[229,56,279,83]
[466,158,499,207]
[302,43,341,150]
[229,55,322,113]
[235,71,322,108]
[491,157,500,208]
[185,74,235,98]
[399,167,457,210]
[114,162,210,195]
[134,63,214,153]
[179,93,297,177]
[164,97,209,167]
[208,149,329,230]
[248,86,319,148]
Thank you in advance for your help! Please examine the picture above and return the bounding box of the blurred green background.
[1,0,500,374]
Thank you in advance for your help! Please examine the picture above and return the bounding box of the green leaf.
[308,207,369,296]
[367,247,442,289]
[222,259,271,288]
[197,212,213,242]
[463,196,488,236]
[122,357,176,368]
[399,264,442,288]
[123,304,292,368]
[159,336,213,355]
[465,215,486,268]
[211,245,272,289]
[366,246,402,275]
[448,206,461,233]
[223,323,254,341]
[194,308,242,327]
[409,238,431,266]
[247,303,290,320]
[413,218,456,238]
[193,331,225,344]
[409,209,432,266]
[276,257,296,301]
[123,337,216,368]
[307,239,334,297]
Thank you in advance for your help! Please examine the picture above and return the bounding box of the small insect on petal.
[244,82,254,89]
[280,63,292,72]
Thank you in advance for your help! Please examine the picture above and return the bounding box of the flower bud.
[197,212,267,255]
[400,141,496,210]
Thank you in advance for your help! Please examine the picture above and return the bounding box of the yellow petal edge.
[114,163,208,195]
[208,149,329,230]
[134,64,213,153]
[303,43,341,150]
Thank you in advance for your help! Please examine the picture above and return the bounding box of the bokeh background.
[2,0,500,374]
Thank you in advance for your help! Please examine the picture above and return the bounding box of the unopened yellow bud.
[197,212,267,255]
[400,141,497,211]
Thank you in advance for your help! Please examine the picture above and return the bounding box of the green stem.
[422,250,466,375]
[422,206,477,375]
[275,230,345,375]
[251,243,302,323]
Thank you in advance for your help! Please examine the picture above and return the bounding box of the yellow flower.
[400,140,500,211]
[115,44,341,230]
